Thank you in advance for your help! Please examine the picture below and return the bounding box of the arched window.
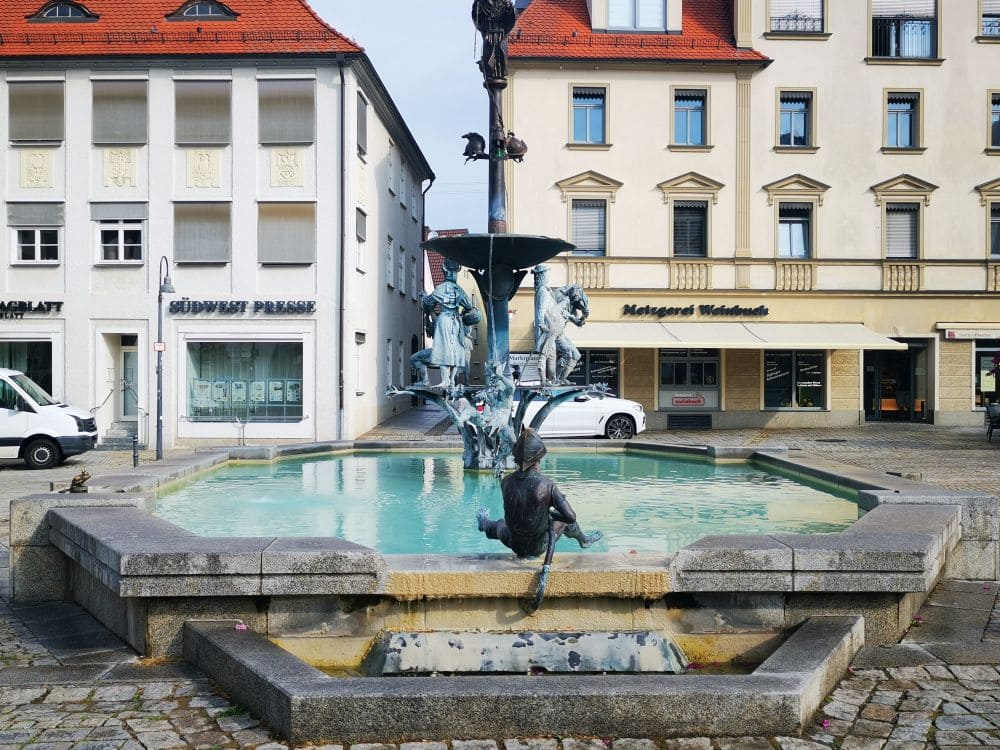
[183,2,227,17]
[168,1,237,20]
[31,1,97,21]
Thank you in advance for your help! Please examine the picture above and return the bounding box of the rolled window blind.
[571,200,606,256]
[259,80,315,145]
[90,203,148,221]
[9,81,64,142]
[356,208,367,242]
[93,80,148,145]
[673,202,707,257]
[258,203,316,264]
[886,203,919,258]
[175,81,231,145]
[872,0,935,17]
[7,203,64,226]
[174,203,231,262]
[985,0,1000,11]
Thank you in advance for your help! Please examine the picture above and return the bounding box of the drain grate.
[667,414,712,430]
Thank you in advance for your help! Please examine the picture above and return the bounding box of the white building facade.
[506,0,1000,428]
[0,0,432,448]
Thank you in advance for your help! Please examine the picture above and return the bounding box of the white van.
[0,368,98,469]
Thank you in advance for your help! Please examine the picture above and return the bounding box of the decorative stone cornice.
[555,170,624,203]
[657,171,725,205]
[870,174,939,207]
[763,173,831,206]
[975,177,1000,206]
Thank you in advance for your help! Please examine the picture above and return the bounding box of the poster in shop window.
[250,380,266,404]
[193,380,213,408]
[269,380,285,403]
[231,380,247,404]
[286,380,302,404]
[213,381,228,404]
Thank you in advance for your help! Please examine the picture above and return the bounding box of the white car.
[515,392,646,440]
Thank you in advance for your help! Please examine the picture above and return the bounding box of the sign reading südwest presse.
[169,299,316,315]
[623,303,769,319]
[0,301,64,320]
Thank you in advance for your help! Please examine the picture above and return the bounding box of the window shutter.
[872,0,936,18]
[90,203,148,221]
[175,81,231,145]
[571,200,606,256]
[258,203,316,264]
[674,90,706,103]
[174,203,231,262]
[781,91,812,103]
[356,208,367,242]
[573,87,605,102]
[92,81,147,145]
[886,203,919,258]
[357,93,368,154]
[770,0,823,31]
[9,81,64,142]
[673,202,707,257]
[7,203,64,226]
[259,80,315,145]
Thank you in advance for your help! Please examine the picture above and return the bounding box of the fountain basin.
[422,233,573,270]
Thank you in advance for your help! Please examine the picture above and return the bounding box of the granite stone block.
[260,574,380,596]
[793,572,930,593]
[10,545,69,603]
[775,532,935,573]
[10,494,148,547]
[944,541,999,581]
[672,536,792,572]
[859,489,999,541]
[262,537,387,576]
[671,571,793,592]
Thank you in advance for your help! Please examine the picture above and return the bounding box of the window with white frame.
[769,0,824,32]
[386,235,394,287]
[992,93,1000,148]
[779,91,812,147]
[174,1,234,19]
[673,90,706,146]
[885,202,919,258]
[93,203,146,263]
[92,80,147,145]
[174,203,231,263]
[871,0,937,58]
[354,332,366,395]
[258,79,315,145]
[399,247,407,295]
[258,203,316,264]
[388,141,396,194]
[8,203,62,263]
[37,2,94,20]
[983,0,1000,36]
[410,184,418,219]
[398,341,405,386]
[571,199,606,256]
[8,81,64,142]
[385,339,393,387]
[886,92,919,148]
[673,201,708,257]
[357,93,368,156]
[356,208,367,271]
[572,87,606,144]
[608,0,665,31]
[400,167,407,208]
[410,255,417,299]
[778,203,812,258]
[175,80,231,145]
[991,203,1000,257]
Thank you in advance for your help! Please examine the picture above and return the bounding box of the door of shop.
[120,345,139,423]
[864,342,928,422]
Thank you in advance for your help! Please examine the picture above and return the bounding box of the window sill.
[9,140,62,147]
[11,261,60,267]
[774,145,819,154]
[94,261,143,267]
[174,260,231,265]
[880,146,927,154]
[763,32,831,40]
[986,148,1000,156]
[565,142,613,151]
[864,57,944,66]
[975,35,1000,43]
[356,266,366,274]
[668,144,714,152]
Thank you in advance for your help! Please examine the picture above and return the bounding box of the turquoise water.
[154,452,859,555]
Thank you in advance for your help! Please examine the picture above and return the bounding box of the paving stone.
[774,740,829,750]
[840,740,886,750]
[0,730,37,743]
[887,668,930,681]
[887,726,930,742]
[454,743,500,750]
[934,730,983,745]
[953,666,1000,681]
[716,740,774,750]
[0,687,47,705]
[42,687,92,703]
[254,744,288,750]
[862,704,898,722]
[852,721,893,739]
[181,730,231,748]
[85,729,131,741]
[897,712,933,726]
[215,714,259,733]
[881,744,926,750]
[611,742,655,750]
[926,665,954,678]
[937,715,997,731]
[664,742,709,750]
[20,742,73,750]
[504,742,557,750]
[964,701,1000,713]
[34,728,92,742]
[134,731,186,750]
[71,742,128,750]
[125,720,173,734]
[400,744,448,750]
[870,691,904,705]
[831,688,872,706]
[974,733,1000,747]
[822,701,859,721]
[231,729,273,748]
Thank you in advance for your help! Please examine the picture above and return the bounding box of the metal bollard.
[132,434,139,468]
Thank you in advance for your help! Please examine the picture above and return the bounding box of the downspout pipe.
[337,54,347,440]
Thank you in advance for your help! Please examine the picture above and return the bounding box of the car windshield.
[10,374,59,406]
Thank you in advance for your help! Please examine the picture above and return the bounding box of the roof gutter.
[337,52,347,440]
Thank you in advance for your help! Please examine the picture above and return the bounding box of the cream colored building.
[504,0,1000,429]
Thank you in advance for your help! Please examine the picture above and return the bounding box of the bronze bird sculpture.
[505,131,528,162]
[462,132,487,162]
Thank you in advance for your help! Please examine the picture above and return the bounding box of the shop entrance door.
[864,343,928,422]
[120,346,139,423]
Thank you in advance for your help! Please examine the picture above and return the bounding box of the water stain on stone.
[567,650,582,670]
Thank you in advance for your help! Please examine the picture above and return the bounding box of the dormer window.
[167,0,238,21]
[30,1,97,21]
[608,0,666,32]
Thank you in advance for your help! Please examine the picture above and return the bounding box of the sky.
[308,0,488,233]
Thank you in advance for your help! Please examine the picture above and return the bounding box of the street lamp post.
[156,256,175,461]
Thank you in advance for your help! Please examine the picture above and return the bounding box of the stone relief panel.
[20,150,54,188]
[186,149,221,188]
[103,148,137,188]
[270,147,304,188]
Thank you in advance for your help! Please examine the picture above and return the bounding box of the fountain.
[388,0,597,474]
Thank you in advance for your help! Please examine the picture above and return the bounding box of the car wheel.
[604,414,636,440]
[23,438,61,470]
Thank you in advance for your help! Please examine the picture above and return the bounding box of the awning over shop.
[570,322,907,350]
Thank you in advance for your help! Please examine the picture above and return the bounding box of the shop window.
[658,349,720,410]
[764,350,825,409]
[258,79,315,145]
[92,80,147,145]
[175,80,231,145]
[8,81,64,143]
[571,199,606,256]
[871,0,937,59]
[9,203,63,263]
[258,203,315,264]
[174,203,231,263]
[186,341,303,423]
[0,341,53,394]
[976,340,1000,406]
[770,0,824,33]
[566,349,620,396]
[572,88,606,145]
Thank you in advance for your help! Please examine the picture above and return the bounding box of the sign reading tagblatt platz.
[0,300,64,319]
[168,299,317,315]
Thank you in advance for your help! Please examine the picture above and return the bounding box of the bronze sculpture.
[477,428,603,557]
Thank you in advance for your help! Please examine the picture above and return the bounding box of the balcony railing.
[984,16,1000,36]
[770,13,824,33]
[871,16,936,58]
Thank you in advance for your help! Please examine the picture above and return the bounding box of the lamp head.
[159,276,176,295]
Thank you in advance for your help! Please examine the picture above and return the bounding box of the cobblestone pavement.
[2,422,1000,748]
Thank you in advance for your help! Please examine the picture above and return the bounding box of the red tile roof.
[0,0,361,58]
[509,0,768,63]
